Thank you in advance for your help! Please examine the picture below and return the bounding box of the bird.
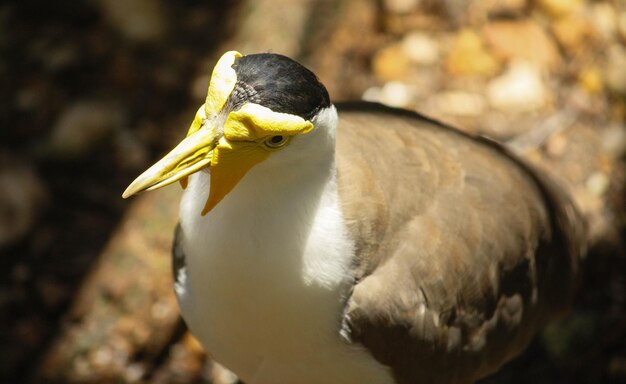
[123,50,586,384]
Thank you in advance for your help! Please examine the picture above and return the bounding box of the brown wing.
[335,102,586,384]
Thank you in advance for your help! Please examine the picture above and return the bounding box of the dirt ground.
[1,0,625,383]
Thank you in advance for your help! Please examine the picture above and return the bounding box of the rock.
[363,81,416,108]
[604,44,626,95]
[552,15,594,53]
[538,0,583,18]
[96,0,169,44]
[601,123,626,156]
[590,2,617,40]
[585,171,610,197]
[384,0,420,14]
[0,153,48,248]
[49,100,123,159]
[482,20,561,72]
[431,91,486,117]
[37,187,182,383]
[362,86,383,103]
[124,363,146,382]
[546,132,568,158]
[379,81,415,107]
[565,84,606,116]
[486,61,548,112]
[150,332,206,384]
[372,44,411,82]
[619,11,626,41]
[578,66,603,94]
[445,29,501,76]
[482,0,527,15]
[208,360,240,384]
[402,32,440,66]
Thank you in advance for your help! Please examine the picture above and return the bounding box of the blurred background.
[1,0,625,383]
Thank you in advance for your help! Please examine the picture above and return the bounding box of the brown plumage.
[169,101,585,384]
[335,102,586,384]
[124,48,585,384]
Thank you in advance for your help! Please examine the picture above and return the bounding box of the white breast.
[176,154,394,384]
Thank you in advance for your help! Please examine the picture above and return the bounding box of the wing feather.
[336,102,585,384]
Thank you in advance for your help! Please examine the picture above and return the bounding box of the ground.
[1,0,625,383]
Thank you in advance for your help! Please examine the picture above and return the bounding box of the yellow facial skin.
[122,51,314,215]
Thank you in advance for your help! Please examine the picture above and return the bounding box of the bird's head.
[122,51,333,215]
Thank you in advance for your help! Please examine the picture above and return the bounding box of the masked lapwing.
[123,51,586,384]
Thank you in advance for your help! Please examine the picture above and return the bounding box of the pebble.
[363,81,415,108]
[486,61,548,112]
[0,155,48,247]
[72,356,92,380]
[482,20,560,72]
[619,12,626,41]
[150,299,175,321]
[604,44,626,95]
[49,100,123,158]
[432,91,486,117]
[208,360,239,384]
[90,346,114,370]
[402,32,440,66]
[585,171,610,197]
[578,66,603,94]
[384,0,420,14]
[601,123,626,156]
[372,44,411,82]
[552,15,594,53]
[96,0,168,43]
[546,132,568,157]
[125,363,146,382]
[445,29,500,76]
[484,0,527,14]
[591,3,617,39]
[538,0,582,18]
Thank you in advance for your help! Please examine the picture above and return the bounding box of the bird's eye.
[264,135,289,148]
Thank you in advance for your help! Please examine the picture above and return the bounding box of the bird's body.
[124,52,585,384]
[175,105,393,384]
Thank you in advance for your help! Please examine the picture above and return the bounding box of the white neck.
[180,105,351,288]
[179,145,351,287]
[175,105,393,383]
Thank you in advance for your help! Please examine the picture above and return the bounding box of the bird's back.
[335,102,586,384]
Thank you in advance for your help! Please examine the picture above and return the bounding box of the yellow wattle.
[123,51,317,217]
[205,51,242,118]
[202,138,270,215]
[200,102,314,215]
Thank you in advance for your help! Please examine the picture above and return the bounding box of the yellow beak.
[122,104,273,216]
[121,112,217,200]
[122,113,272,217]
[123,50,249,215]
